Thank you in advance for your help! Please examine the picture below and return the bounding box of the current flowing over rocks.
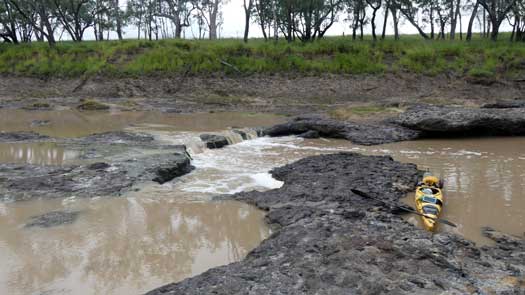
[147,153,525,294]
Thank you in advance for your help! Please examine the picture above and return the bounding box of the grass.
[0,35,524,79]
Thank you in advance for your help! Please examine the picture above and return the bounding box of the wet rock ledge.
[264,105,525,144]
[0,131,194,202]
[148,153,525,294]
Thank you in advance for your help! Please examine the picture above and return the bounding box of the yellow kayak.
[415,173,444,231]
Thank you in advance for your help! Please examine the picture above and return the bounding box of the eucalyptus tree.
[254,0,273,40]
[0,0,20,42]
[478,0,516,40]
[346,0,367,40]
[365,0,381,40]
[243,0,254,42]
[7,0,57,45]
[52,0,95,41]
[466,0,480,40]
[155,0,193,38]
[291,0,343,41]
[193,0,227,39]
[395,0,430,39]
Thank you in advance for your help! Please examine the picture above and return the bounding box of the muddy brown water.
[1,110,524,294]
[0,109,283,138]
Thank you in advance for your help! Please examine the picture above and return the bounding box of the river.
[0,110,524,294]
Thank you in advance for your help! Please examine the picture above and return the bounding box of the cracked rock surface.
[147,153,525,295]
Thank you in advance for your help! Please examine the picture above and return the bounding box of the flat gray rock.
[391,105,525,136]
[147,153,525,295]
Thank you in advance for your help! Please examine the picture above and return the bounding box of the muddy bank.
[148,153,525,294]
[0,131,193,202]
[0,74,524,114]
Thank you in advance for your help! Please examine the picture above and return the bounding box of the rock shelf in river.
[0,131,194,202]
[264,105,525,144]
[147,153,525,294]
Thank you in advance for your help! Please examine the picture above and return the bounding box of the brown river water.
[0,110,524,294]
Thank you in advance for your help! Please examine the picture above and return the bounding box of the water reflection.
[0,198,269,295]
[0,143,80,165]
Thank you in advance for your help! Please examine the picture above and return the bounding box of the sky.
[82,0,508,41]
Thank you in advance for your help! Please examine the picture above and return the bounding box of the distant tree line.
[1,0,524,46]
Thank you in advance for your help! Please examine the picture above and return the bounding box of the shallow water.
[0,109,284,138]
[0,142,81,166]
[0,198,268,295]
[1,110,525,294]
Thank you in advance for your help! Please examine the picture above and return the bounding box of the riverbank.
[1,38,524,79]
[0,73,524,116]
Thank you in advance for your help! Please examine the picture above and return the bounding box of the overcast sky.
[84,0,506,41]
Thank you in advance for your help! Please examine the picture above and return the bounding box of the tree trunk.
[466,1,479,41]
[450,0,461,40]
[114,0,123,40]
[243,0,252,43]
[391,7,399,40]
[430,5,434,39]
[490,18,500,41]
[381,1,389,40]
[370,7,378,41]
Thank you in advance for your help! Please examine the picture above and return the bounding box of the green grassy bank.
[0,36,524,79]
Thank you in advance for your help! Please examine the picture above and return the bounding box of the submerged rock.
[31,120,51,127]
[264,115,420,145]
[87,162,111,170]
[200,134,230,149]
[392,105,525,136]
[147,153,525,295]
[25,211,81,228]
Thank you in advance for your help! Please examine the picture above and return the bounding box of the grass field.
[0,36,524,79]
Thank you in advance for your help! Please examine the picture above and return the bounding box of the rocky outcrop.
[391,105,525,136]
[200,134,230,149]
[25,211,81,228]
[153,156,194,184]
[0,131,49,142]
[147,153,525,295]
[0,132,194,202]
[263,115,420,145]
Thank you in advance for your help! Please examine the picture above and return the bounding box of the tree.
[254,0,272,40]
[466,0,480,40]
[155,0,193,38]
[292,0,343,42]
[478,0,516,40]
[52,0,95,41]
[396,0,430,39]
[346,0,367,40]
[243,0,254,42]
[8,0,57,45]
[365,0,382,40]
[194,0,226,40]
